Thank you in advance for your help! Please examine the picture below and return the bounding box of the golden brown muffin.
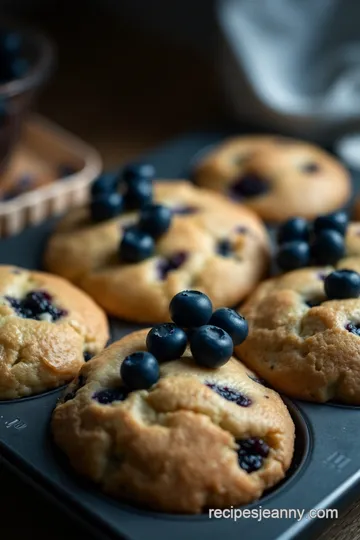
[236,255,360,404]
[0,265,109,399]
[193,135,351,222]
[52,329,295,513]
[44,181,270,322]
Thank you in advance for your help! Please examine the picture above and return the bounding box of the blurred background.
[1,0,360,167]
[0,0,224,167]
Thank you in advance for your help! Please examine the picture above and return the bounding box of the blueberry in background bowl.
[0,23,53,173]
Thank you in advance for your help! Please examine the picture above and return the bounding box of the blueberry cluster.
[5,290,67,321]
[237,437,270,473]
[120,203,172,263]
[90,163,155,223]
[119,291,249,393]
[0,31,29,84]
[90,163,174,264]
[276,211,348,272]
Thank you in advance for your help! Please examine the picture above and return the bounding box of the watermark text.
[208,507,338,522]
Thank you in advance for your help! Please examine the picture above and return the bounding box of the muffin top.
[45,181,270,322]
[52,329,294,513]
[193,135,350,222]
[237,257,360,403]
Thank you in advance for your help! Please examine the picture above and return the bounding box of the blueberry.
[324,269,360,300]
[124,178,153,210]
[230,173,269,199]
[277,217,309,244]
[146,323,187,362]
[190,325,233,368]
[157,252,188,280]
[311,230,345,265]
[209,308,248,346]
[217,239,232,257]
[237,437,270,473]
[139,204,172,238]
[24,291,51,315]
[120,351,160,390]
[346,322,360,337]
[5,290,67,321]
[169,290,213,328]
[206,383,252,406]
[122,163,155,183]
[91,172,118,197]
[239,454,263,472]
[93,387,129,404]
[119,227,155,263]
[90,193,123,222]
[313,211,348,236]
[47,304,66,322]
[276,241,310,271]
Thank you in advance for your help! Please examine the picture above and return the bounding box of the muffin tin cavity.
[49,390,310,521]
[0,384,67,404]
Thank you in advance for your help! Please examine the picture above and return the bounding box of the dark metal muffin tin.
[0,132,359,540]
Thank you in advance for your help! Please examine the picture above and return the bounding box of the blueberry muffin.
[52,329,295,513]
[44,181,270,322]
[193,136,351,222]
[0,266,109,399]
[236,257,360,404]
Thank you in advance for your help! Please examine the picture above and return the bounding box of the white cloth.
[217,0,360,143]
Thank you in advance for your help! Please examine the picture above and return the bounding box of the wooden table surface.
[0,9,356,540]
